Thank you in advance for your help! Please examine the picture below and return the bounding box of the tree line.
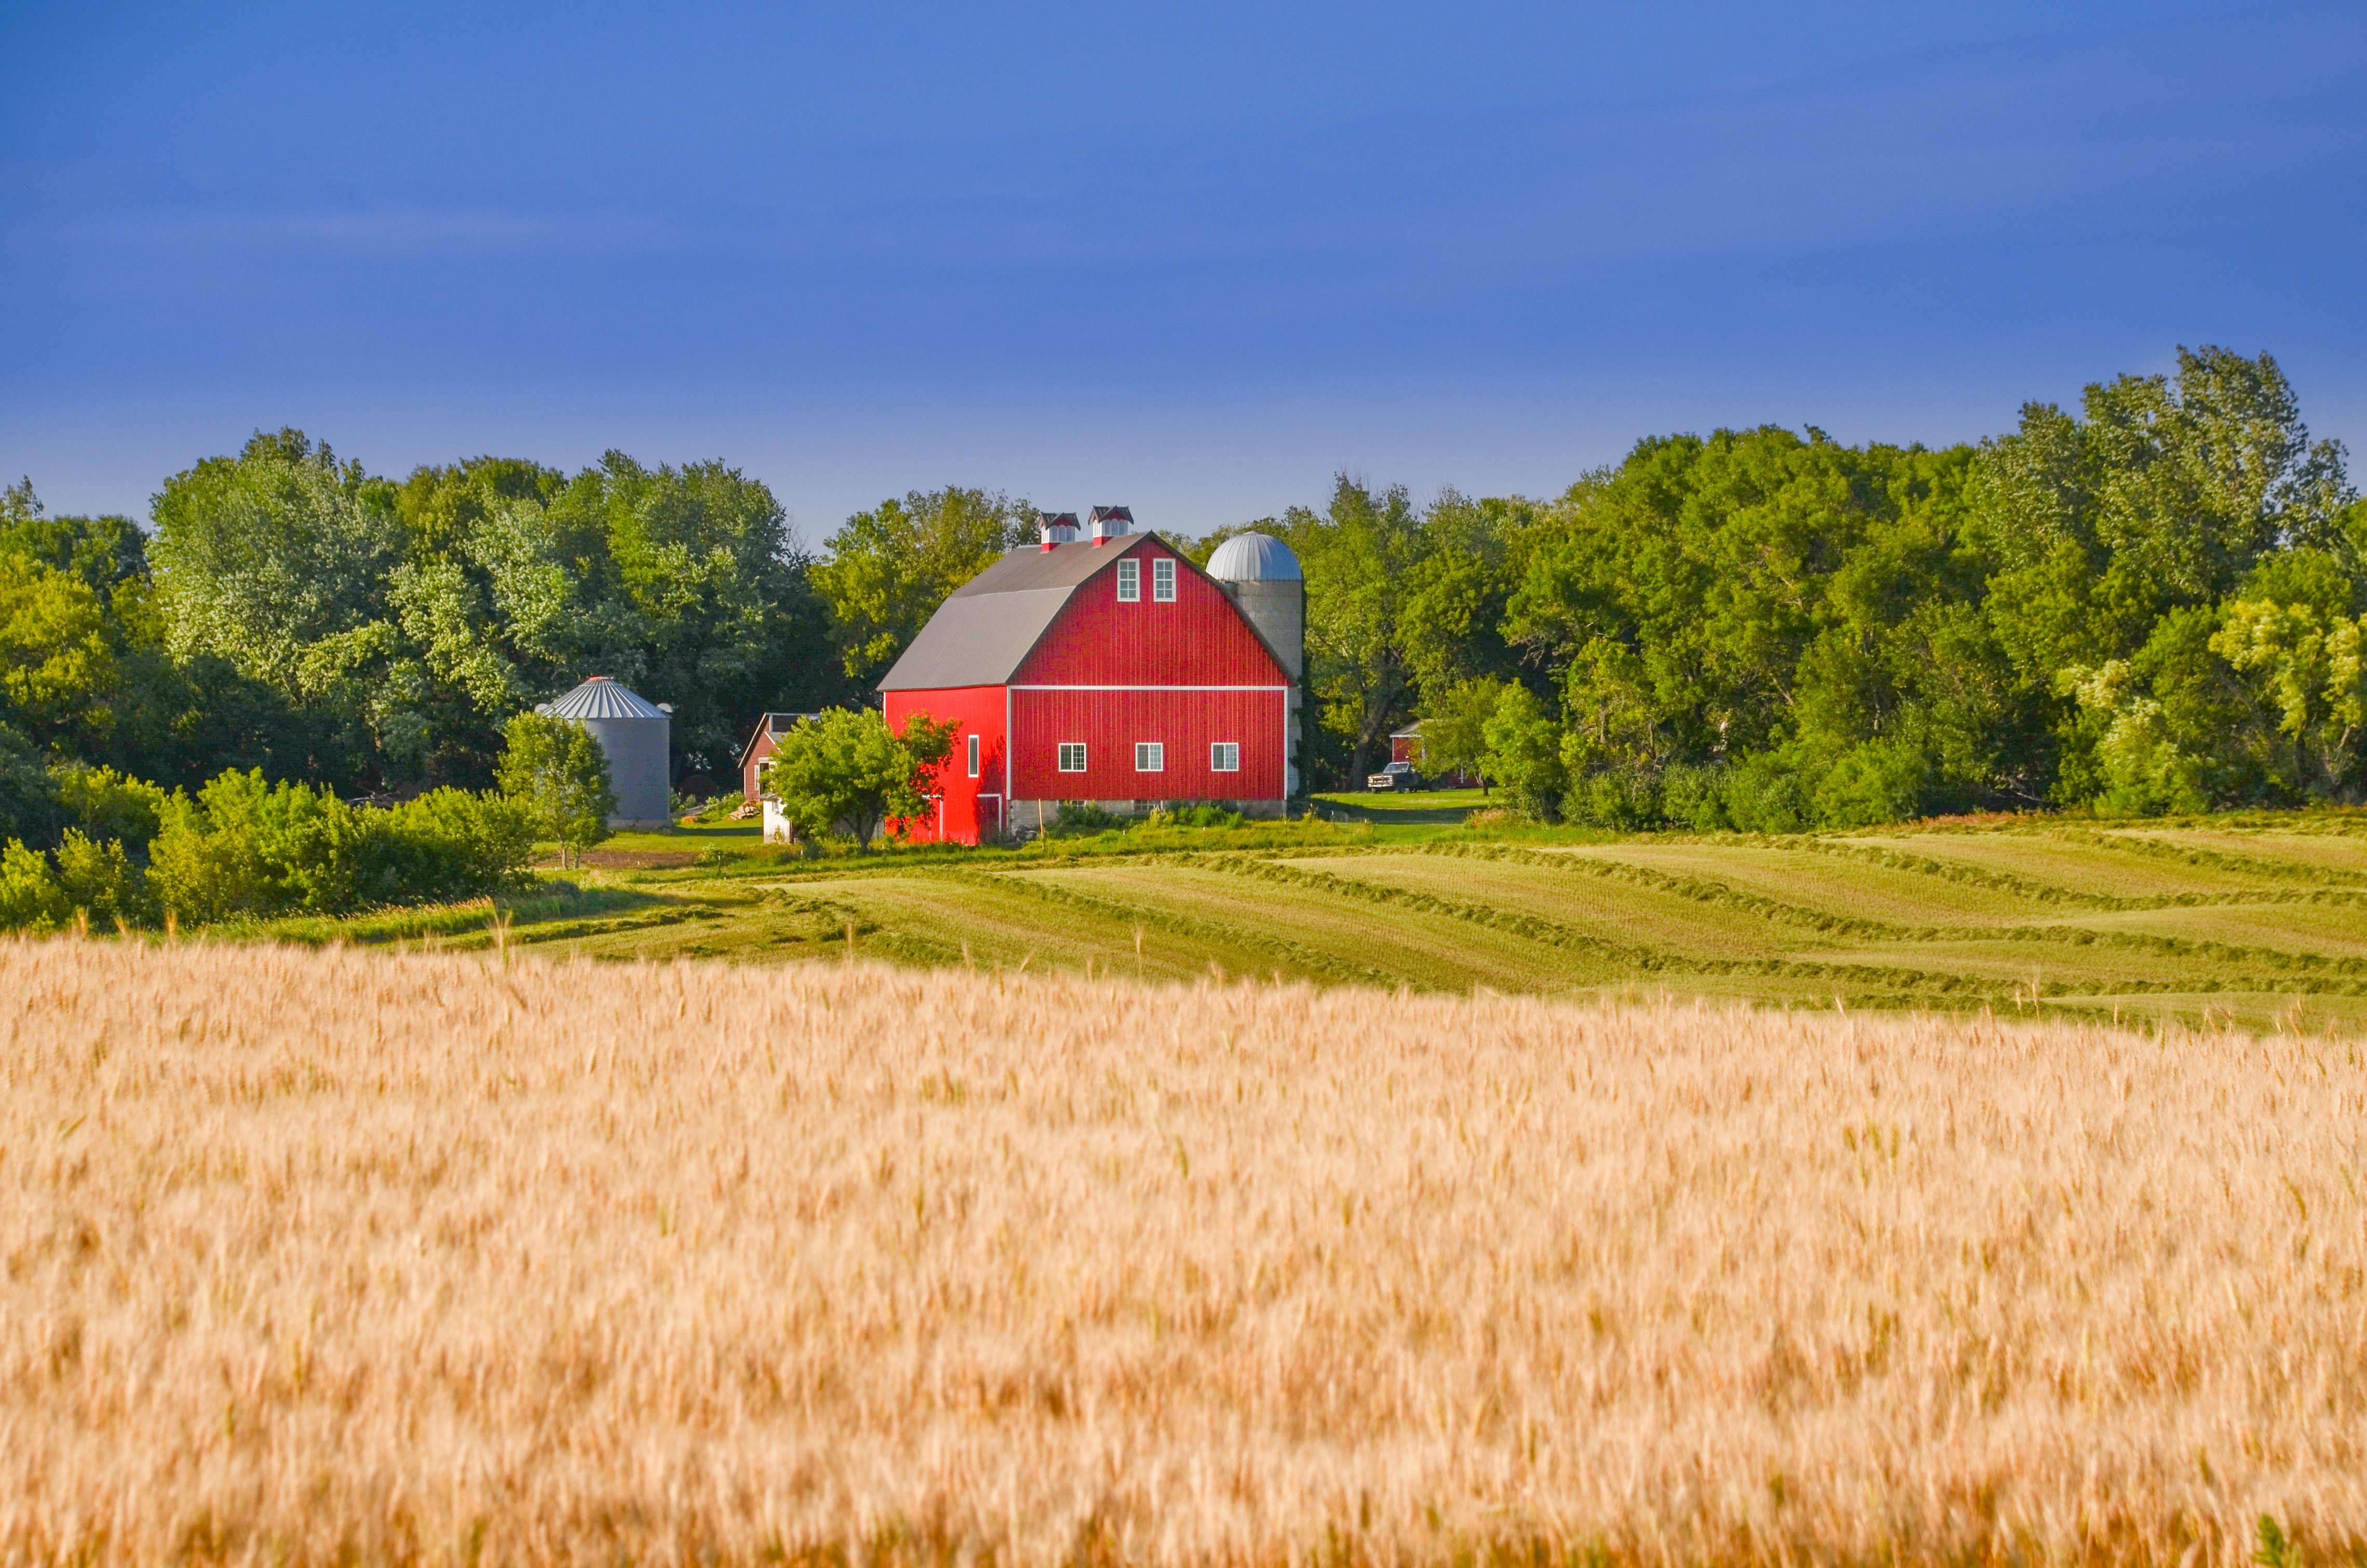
[4,344,2362,849]
[1207,345,2364,825]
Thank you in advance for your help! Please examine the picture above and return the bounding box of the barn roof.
[878,535,1160,692]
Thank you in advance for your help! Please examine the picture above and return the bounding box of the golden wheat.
[3,937,2364,1567]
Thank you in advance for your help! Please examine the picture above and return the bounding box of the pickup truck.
[1365,761,1418,791]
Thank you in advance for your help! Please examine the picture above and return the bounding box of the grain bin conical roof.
[541,676,667,720]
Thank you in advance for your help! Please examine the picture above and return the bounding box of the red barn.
[879,509,1303,844]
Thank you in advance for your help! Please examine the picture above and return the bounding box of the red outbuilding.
[878,508,1303,844]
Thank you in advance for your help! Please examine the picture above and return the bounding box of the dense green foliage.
[1199,347,2364,821]
[147,437,833,790]
[763,707,957,850]
[808,487,1032,686]
[0,753,536,933]
[145,773,535,923]
[496,713,617,869]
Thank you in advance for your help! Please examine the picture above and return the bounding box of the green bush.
[1048,801,1127,836]
[1813,738,1931,828]
[55,830,150,927]
[361,788,537,905]
[51,761,169,852]
[0,722,60,848]
[1570,769,1657,830]
[150,769,538,924]
[1724,752,1811,834]
[1658,763,1731,832]
[1142,802,1248,830]
[0,838,71,932]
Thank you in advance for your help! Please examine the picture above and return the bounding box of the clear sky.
[5,2,2362,547]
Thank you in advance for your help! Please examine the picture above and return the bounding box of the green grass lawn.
[251,808,2367,1029]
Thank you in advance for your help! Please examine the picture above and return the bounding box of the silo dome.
[1206,532,1302,582]
[541,676,672,828]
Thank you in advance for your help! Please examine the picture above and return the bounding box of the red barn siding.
[884,685,1008,845]
[1010,687,1286,802]
[742,733,778,803]
[1015,537,1286,688]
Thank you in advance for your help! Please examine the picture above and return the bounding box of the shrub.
[1813,738,1931,828]
[1048,801,1127,836]
[0,720,60,848]
[55,829,150,927]
[1723,751,1811,834]
[362,789,538,905]
[1659,763,1731,832]
[0,837,70,931]
[51,761,169,853]
[1141,803,1247,831]
[151,769,538,924]
[1480,685,1566,821]
[148,771,353,922]
[1570,769,1657,830]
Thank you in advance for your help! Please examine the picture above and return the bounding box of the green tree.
[1969,347,2357,807]
[396,452,829,788]
[55,830,148,928]
[762,707,956,850]
[1281,477,1431,787]
[0,720,60,847]
[0,838,71,932]
[51,761,168,851]
[1417,676,1508,789]
[2211,597,2364,801]
[1480,684,1566,821]
[811,487,1030,686]
[148,429,403,786]
[1396,491,1530,700]
[0,554,116,748]
[496,713,616,869]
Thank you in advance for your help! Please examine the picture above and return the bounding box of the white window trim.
[966,733,981,778]
[1116,559,1141,602]
[1057,742,1088,773]
[1211,741,1240,773]
[1152,557,1176,602]
[1134,741,1165,773]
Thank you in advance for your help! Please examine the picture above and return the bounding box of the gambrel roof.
[878,535,1157,692]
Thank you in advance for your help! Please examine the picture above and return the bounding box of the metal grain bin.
[538,677,672,828]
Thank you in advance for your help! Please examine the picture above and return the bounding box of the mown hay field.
[270,814,2367,1029]
[5,937,2365,1566]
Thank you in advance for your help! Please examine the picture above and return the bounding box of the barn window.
[1116,560,1141,602]
[1058,742,1087,773]
[1152,558,1176,601]
[1134,741,1164,772]
[966,733,981,778]
[1210,741,1240,772]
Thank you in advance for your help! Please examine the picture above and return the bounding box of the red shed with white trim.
[879,510,1302,844]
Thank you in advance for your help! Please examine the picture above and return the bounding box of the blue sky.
[5,2,2363,546]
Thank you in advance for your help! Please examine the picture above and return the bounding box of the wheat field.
[4,936,2364,1567]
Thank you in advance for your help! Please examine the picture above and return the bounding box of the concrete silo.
[1205,533,1305,797]
[539,676,672,828]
